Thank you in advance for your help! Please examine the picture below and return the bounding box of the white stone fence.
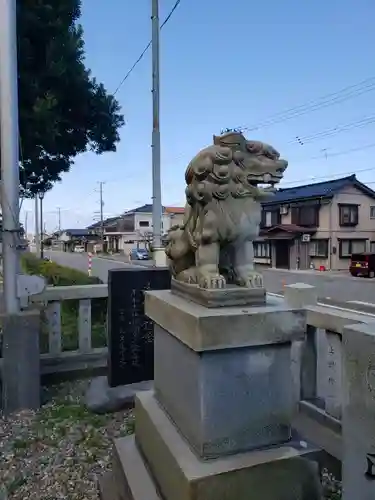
[285,283,375,498]
[0,284,109,378]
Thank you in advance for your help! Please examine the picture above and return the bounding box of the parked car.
[130,248,149,260]
[74,245,85,253]
[349,252,375,278]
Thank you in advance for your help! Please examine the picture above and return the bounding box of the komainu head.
[213,131,288,196]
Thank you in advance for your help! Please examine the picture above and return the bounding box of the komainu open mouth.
[247,172,282,189]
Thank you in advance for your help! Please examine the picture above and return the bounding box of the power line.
[238,76,375,131]
[113,0,182,95]
[302,141,375,161]
[282,165,375,187]
[288,114,375,146]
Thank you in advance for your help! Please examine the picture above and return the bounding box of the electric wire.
[113,0,182,95]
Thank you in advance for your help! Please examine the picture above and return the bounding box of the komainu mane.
[165,131,288,289]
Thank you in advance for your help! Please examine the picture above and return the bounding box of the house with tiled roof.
[86,204,184,253]
[255,174,375,270]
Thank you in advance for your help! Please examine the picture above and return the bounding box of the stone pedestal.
[100,290,323,500]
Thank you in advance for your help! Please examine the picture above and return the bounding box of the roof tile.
[262,174,375,205]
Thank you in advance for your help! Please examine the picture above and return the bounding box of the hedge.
[20,253,101,286]
[21,253,107,352]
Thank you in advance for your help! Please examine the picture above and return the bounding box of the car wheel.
[369,271,375,278]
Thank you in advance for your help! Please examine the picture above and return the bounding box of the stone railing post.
[284,282,318,309]
[342,322,375,499]
[284,283,318,405]
[2,309,41,414]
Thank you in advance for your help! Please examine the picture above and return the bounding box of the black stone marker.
[107,267,170,388]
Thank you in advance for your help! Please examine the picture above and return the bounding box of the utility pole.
[57,206,62,232]
[24,210,28,236]
[98,181,105,251]
[0,0,21,313]
[151,0,166,266]
[34,196,40,255]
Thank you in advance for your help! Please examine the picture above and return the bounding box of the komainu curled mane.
[165,131,288,289]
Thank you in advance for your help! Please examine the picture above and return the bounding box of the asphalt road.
[45,250,375,306]
[261,268,375,304]
[44,250,136,283]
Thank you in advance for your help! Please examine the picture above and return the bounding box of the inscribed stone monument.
[107,267,170,388]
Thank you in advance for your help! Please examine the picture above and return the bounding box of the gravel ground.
[0,380,134,500]
[0,379,341,499]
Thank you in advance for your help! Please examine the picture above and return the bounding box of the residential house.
[87,204,185,253]
[254,175,375,270]
[51,229,100,252]
[165,206,185,227]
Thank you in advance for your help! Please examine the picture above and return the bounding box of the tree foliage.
[11,0,125,196]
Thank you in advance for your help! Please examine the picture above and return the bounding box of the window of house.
[139,220,150,227]
[339,239,367,258]
[370,206,375,219]
[254,242,270,258]
[309,239,329,258]
[339,204,359,226]
[291,205,319,227]
[371,241,375,253]
[261,210,280,227]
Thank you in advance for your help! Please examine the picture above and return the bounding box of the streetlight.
[38,191,45,259]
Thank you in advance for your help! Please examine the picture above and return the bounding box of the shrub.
[21,253,107,351]
[21,253,101,286]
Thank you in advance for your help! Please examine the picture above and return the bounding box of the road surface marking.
[268,293,375,318]
[348,300,375,307]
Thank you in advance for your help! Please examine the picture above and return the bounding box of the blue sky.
[21,0,375,233]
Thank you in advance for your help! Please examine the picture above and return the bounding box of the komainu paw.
[198,272,226,290]
[236,271,264,289]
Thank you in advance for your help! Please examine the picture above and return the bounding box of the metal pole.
[151,0,163,260]
[34,196,40,255]
[57,206,61,232]
[0,0,20,313]
[40,197,44,259]
[24,210,28,236]
[99,181,105,251]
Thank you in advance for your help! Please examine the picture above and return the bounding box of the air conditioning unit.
[280,205,288,215]
[301,233,311,243]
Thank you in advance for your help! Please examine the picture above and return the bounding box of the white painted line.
[348,300,375,307]
[267,293,375,318]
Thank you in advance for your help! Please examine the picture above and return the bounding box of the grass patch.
[21,253,107,352]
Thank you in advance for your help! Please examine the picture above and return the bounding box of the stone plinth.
[146,290,306,457]
[105,391,322,500]
[99,288,323,500]
[171,278,266,308]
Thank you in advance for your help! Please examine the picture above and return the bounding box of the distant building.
[87,204,185,253]
[255,174,375,270]
[51,228,100,252]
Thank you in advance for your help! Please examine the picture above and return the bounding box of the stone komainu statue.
[165,131,288,289]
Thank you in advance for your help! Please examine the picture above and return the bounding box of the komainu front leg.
[233,240,264,288]
[196,242,226,289]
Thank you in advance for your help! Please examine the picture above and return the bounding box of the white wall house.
[87,204,185,254]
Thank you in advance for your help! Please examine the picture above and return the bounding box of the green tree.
[13,0,124,195]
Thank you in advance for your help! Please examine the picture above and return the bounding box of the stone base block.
[85,376,153,414]
[113,435,161,500]
[155,323,293,457]
[171,278,266,307]
[128,391,323,500]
